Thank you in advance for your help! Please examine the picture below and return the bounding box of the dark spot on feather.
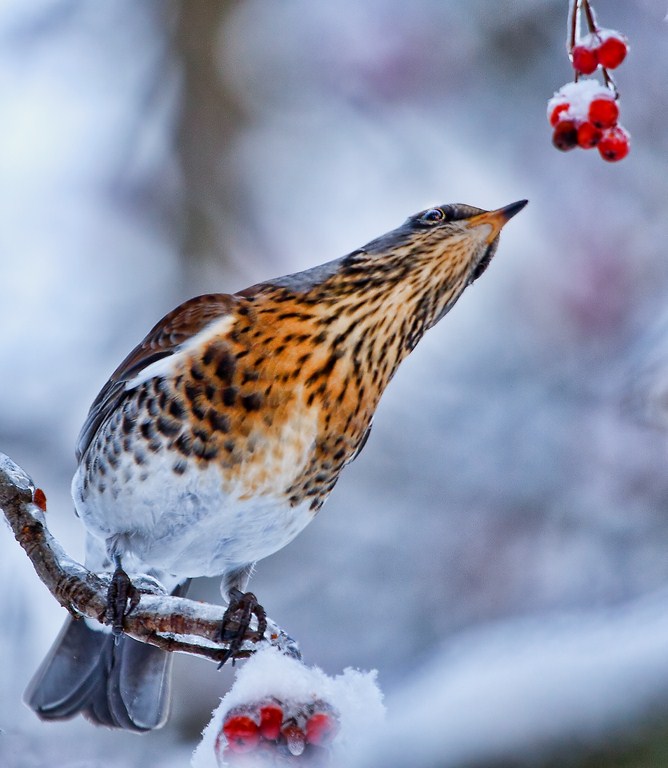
[215,351,236,383]
[157,415,181,437]
[185,382,199,404]
[202,345,216,366]
[193,440,218,460]
[174,433,192,456]
[240,393,262,412]
[136,388,147,409]
[242,369,259,384]
[192,401,207,420]
[193,427,209,443]
[222,386,237,406]
[208,409,230,433]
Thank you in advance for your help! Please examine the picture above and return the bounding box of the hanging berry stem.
[568,0,618,95]
[581,0,599,37]
[568,0,579,79]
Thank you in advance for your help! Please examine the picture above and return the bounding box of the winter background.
[1,0,668,766]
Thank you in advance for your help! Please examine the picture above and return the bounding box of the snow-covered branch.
[0,452,294,664]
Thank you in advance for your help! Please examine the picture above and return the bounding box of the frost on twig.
[0,452,298,664]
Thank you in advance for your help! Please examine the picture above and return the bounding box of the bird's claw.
[105,566,139,639]
[219,589,267,667]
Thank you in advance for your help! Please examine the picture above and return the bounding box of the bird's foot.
[105,566,139,638]
[219,589,267,667]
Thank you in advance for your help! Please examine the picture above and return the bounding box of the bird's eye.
[420,208,445,223]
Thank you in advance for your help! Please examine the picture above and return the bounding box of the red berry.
[552,119,578,151]
[306,712,340,746]
[597,34,628,69]
[598,126,630,162]
[33,487,47,511]
[549,101,570,127]
[572,44,598,74]
[222,715,261,753]
[588,96,619,129]
[577,121,602,149]
[258,704,283,740]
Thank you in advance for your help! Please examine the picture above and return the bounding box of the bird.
[26,199,527,731]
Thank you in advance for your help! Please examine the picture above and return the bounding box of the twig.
[0,452,298,664]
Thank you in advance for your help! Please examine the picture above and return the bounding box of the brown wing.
[76,293,237,461]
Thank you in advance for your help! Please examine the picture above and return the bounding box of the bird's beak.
[467,200,528,243]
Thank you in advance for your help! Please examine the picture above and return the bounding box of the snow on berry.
[192,646,385,768]
[548,80,611,124]
[596,29,628,69]
[598,125,630,162]
[547,79,628,161]
[282,723,307,756]
[548,101,570,128]
[571,37,599,75]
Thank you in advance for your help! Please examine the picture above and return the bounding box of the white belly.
[72,446,317,580]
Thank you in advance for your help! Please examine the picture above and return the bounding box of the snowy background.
[2,0,668,766]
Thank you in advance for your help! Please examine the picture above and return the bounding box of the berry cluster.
[548,0,630,162]
[572,29,628,75]
[216,698,340,767]
[548,80,629,161]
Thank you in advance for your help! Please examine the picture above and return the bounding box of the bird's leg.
[218,588,267,667]
[105,554,139,639]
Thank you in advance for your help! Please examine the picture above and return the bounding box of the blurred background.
[1,0,668,765]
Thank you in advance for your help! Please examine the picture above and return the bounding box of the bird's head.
[337,199,527,330]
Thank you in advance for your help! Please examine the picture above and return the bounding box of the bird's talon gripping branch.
[219,589,267,666]
[105,566,139,638]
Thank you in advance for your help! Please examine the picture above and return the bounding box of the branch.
[0,452,298,664]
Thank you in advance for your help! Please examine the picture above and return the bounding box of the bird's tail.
[24,617,171,731]
[24,581,189,732]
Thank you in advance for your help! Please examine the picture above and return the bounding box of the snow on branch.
[0,452,295,664]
